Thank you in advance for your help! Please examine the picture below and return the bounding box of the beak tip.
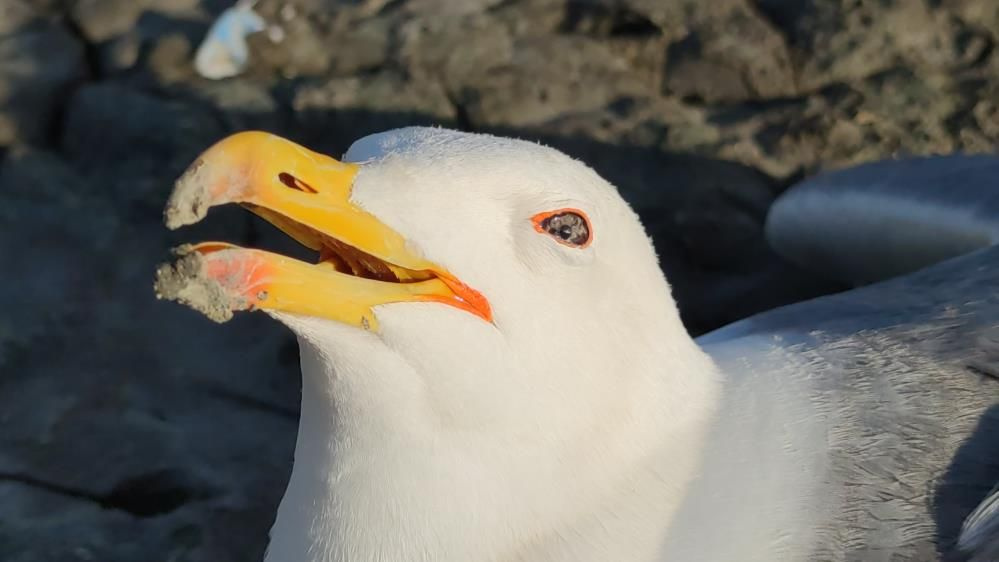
[163,205,196,230]
[171,244,194,256]
[154,252,242,323]
[164,158,216,229]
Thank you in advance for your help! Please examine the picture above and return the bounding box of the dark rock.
[755,0,976,92]
[0,0,38,35]
[662,1,796,103]
[402,0,506,16]
[60,82,223,209]
[0,20,85,146]
[145,32,197,84]
[292,70,456,153]
[67,0,205,43]
[673,174,776,270]
[664,33,751,103]
[187,78,284,133]
[247,11,331,79]
[973,92,999,139]
[621,0,718,36]
[446,36,650,128]
[97,30,142,75]
[947,0,999,43]
[109,8,219,86]
[0,148,111,367]
[68,0,144,43]
[397,9,513,87]
[248,2,390,78]
[560,0,661,38]
[324,16,392,76]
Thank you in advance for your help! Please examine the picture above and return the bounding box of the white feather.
[259,129,999,561]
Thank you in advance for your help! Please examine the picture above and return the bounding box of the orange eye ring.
[531,208,593,248]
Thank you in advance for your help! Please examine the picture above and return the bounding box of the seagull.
[155,128,999,562]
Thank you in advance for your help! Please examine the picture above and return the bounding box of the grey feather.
[676,152,999,561]
[765,155,999,286]
[958,484,999,562]
[675,246,999,561]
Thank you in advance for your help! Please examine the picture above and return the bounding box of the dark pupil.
[542,212,589,246]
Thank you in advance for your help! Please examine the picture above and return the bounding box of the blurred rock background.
[0,0,996,560]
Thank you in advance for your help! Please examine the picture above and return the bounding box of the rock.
[292,70,456,154]
[188,78,284,133]
[755,0,980,92]
[249,10,391,79]
[559,0,662,38]
[98,30,142,75]
[323,16,392,76]
[145,32,197,84]
[68,0,144,43]
[673,172,776,270]
[664,36,752,103]
[446,35,650,128]
[529,96,710,150]
[0,147,115,238]
[105,3,213,84]
[403,0,505,17]
[396,2,663,125]
[947,0,999,42]
[0,21,85,146]
[67,0,202,43]
[60,82,223,209]
[973,88,999,139]
[621,0,728,37]
[0,0,38,35]
[397,9,513,85]
[0,148,111,367]
[247,0,396,80]
[662,1,796,103]
[246,11,330,79]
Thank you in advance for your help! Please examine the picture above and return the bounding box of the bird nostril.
[278,172,318,194]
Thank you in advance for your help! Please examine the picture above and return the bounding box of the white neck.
[265,316,721,562]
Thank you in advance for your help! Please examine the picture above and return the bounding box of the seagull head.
[157,127,719,560]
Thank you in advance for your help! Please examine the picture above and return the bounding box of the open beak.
[154,131,491,331]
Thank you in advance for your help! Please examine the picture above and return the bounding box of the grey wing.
[700,244,999,346]
[765,154,999,286]
[959,485,999,562]
[698,154,999,558]
[698,245,999,559]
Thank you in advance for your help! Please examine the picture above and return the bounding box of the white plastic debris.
[194,0,266,80]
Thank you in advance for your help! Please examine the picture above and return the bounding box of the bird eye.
[531,209,592,248]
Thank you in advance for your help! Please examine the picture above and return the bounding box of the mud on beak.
[154,131,491,331]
